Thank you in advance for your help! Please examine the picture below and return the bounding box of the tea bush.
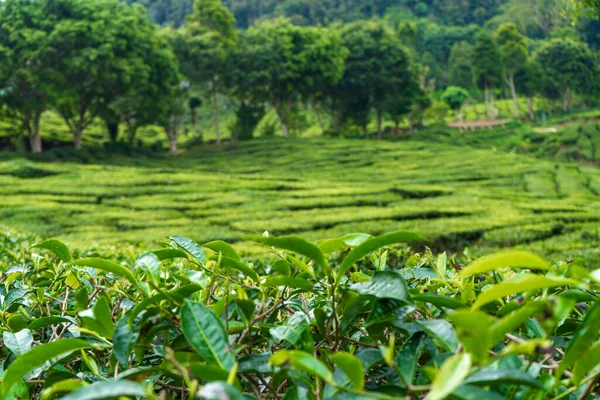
[1,138,599,263]
[2,229,600,399]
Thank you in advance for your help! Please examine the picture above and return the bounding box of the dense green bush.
[1,229,600,399]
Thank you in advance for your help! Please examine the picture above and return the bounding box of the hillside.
[2,136,599,262]
[126,0,511,28]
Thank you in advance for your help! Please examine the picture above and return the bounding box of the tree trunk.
[74,123,83,150]
[484,83,491,120]
[165,117,179,155]
[509,72,519,118]
[314,108,326,133]
[490,90,496,119]
[169,133,177,154]
[276,103,290,137]
[212,94,221,145]
[528,97,535,121]
[30,112,42,153]
[562,92,568,112]
[126,124,138,144]
[280,120,289,137]
[457,107,463,122]
[567,88,573,111]
[192,111,201,140]
[377,109,383,140]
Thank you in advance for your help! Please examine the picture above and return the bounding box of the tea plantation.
[1,136,599,261]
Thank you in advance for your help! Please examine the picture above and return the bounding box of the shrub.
[1,230,600,399]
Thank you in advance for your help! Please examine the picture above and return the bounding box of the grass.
[1,134,599,262]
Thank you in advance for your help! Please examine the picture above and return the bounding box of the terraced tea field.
[1,138,599,260]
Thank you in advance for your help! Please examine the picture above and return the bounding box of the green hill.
[2,136,599,262]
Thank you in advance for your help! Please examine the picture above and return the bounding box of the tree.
[239,19,346,137]
[535,39,596,111]
[472,30,503,119]
[441,86,470,121]
[180,0,237,144]
[515,59,544,120]
[0,0,60,153]
[50,0,154,149]
[496,23,528,118]
[448,41,474,89]
[161,82,188,154]
[491,0,566,38]
[188,96,203,139]
[105,10,182,145]
[327,21,418,139]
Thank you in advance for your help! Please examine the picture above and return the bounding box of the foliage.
[441,87,470,111]
[234,19,347,137]
[472,30,503,91]
[448,41,474,89]
[534,38,596,104]
[0,0,58,153]
[2,228,600,398]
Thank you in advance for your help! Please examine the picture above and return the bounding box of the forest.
[1,0,599,153]
[3,0,600,400]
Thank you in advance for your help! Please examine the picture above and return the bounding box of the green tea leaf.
[1,338,91,397]
[489,300,550,344]
[396,333,426,385]
[198,382,245,400]
[436,252,447,279]
[448,310,494,361]
[473,274,580,309]
[32,239,72,262]
[181,301,235,371]
[3,329,33,356]
[59,381,146,400]
[253,235,329,277]
[557,301,600,379]
[152,248,188,260]
[330,352,364,390]
[169,235,207,265]
[27,316,77,331]
[204,240,240,261]
[270,350,334,384]
[318,233,373,254]
[450,385,507,400]
[349,271,411,302]
[265,276,315,292]
[73,258,137,285]
[459,251,550,279]
[338,231,426,279]
[78,296,115,339]
[428,353,472,400]
[415,319,458,353]
[41,379,87,400]
[572,342,600,384]
[412,294,467,310]
[464,369,543,388]
[270,312,310,346]
[135,253,161,283]
[220,256,259,282]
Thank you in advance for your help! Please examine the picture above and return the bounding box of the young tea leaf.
[427,353,472,400]
[253,235,330,277]
[337,231,426,279]
[32,239,72,262]
[459,251,550,279]
[73,258,137,286]
[330,352,365,390]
